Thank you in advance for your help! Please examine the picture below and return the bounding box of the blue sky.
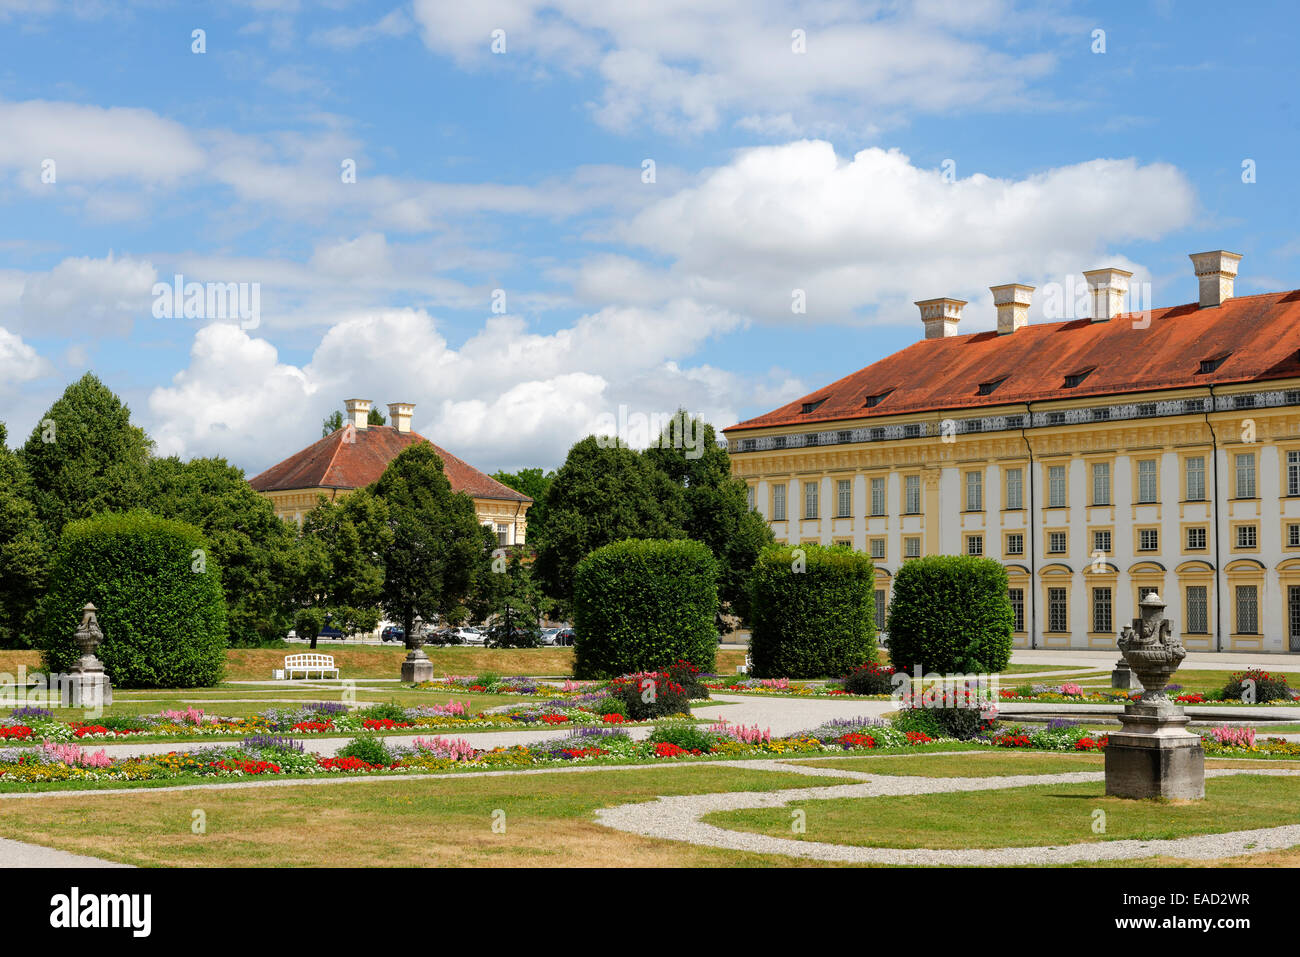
[0,0,1297,476]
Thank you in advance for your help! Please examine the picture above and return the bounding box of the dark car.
[554,628,575,647]
[381,626,405,643]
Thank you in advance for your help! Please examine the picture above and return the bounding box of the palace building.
[249,399,531,546]
[724,251,1300,653]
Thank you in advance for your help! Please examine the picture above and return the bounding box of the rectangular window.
[1009,588,1025,632]
[1092,587,1112,634]
[1236,584,1259,634]
[1048,587,1068,632]
[1139,528,1159,551]
[1047,465,1066,508]
[1093,530,1111,554]
[1290,524,1300,549]
[1005,468,1023,510]
[869,538,885,559]
[836,479,852,518]
[1006,533,1024,556]
[967,534,983,556]
[904,536,921,558]
[1186,456,1206,501]
[1186,585,1208,634]
[965,471,982,511]
[1091,462,1111,506]
[904,475,921,514]
[870,477,886,516]
[1290,451,1300,497]
[1187,527,1207,550]
[803,481,818,520]
[496,523,510,547]
[773,485,786,521]
[746,485,755,511]
[1048,531,1067,554]
[1235,452,1256,498]
[1137,459,1158,504]
[1237,524,1257,549]
[874,590,886,631]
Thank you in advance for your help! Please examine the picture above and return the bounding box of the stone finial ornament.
[1116,592,1183,710]
[71,603,105,674]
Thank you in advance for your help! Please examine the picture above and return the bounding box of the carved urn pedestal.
[67,603,113,710]
[400,635,434,684]
[1104,593,1204,800]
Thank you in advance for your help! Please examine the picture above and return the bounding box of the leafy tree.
[0,422,49,648]
[295,489,392,648]
[371,443,485,649]
[20,373,151,539]
[473,546,544,646]
[145,456,298,646]
[643,412,774,622]
[491,466,553,535]
[532,437,684,602]
[368,407,387,426]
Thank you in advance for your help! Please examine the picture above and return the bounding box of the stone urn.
[401,625,434,684]
[67,603,112,709]
[1105,592,1204,800]
[70,603,106,675]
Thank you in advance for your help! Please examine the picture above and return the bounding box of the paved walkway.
[595,759,1300,865]
[1010,649,1300,671]
[0,835,129,867]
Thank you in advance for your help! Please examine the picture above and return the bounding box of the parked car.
[553,628,575,647]
[450,627,485,645]
[381,626,405,643]
[485,622,542,648]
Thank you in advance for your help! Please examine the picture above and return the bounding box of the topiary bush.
[37,510,228,688]
[892,703,994,741]
[572,539,718,679]
[885,555,1014,675]
[748,543,876,678]
[337,736,393,767]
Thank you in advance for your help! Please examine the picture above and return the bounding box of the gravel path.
[595,761,1300,865]
[0,835,129,867]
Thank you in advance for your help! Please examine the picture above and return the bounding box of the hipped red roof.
[248,426,530,502]
[726,290,1300,432]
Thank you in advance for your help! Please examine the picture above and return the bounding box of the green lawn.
[704,774,1300,850]
[789,752,1106,776]
[0,765,856,868]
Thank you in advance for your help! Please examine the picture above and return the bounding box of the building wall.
[259,486,530,545]
[731,384,1300,653]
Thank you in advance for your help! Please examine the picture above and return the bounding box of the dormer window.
[863,389,893,408]
[1064,367,1095,388]
[977,376,1009,396]
[801,398,827,414]
[1199,354,1230,374]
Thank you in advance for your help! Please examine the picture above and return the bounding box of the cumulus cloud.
[0,325,51,386]
[146,299,764,474]
[412,0,1063,134]
[9,253,157,337]
[589,141,1196,328]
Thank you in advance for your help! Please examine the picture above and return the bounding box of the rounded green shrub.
[885,555,1014,675]
[337,736,393,767]
[748,544,876,678]
[37,510,228,688]
[572,539,718,679]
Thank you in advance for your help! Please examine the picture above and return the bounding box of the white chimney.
[915,297,967,339]
[344,398,372,430]
[990,283,1034,335]
[1189,250,1243,308]
[388,402,414,433]
[1082,267,1133,322]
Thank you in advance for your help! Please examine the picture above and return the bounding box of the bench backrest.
[285,654,335,668]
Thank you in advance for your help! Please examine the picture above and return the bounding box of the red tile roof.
[248,426,530,502]
[726,290,1300,432]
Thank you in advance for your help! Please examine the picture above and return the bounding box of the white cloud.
[9,253,157,337]
[147,298,756,473]
[595,141,1197,327]
[0,325,51,386]
[412,0,1062,134]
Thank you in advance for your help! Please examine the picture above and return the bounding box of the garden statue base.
[401,648,434,683]
[1110,659,1133,689]
[1104,706,1205,800]
[66,671,113,710]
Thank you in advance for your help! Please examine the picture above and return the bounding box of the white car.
[451,627,486,645]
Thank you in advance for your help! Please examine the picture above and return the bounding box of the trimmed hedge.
[37,510,228,688]
[885,555,1014,675]
[748,544,876,678]
[572,539,718,679]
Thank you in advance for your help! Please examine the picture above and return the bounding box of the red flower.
[601,713,626,724]
[838,732,876,750]
[905,731,933,744]
[291,720,333,732]
[0,725,33,740]
[541,714,570,725]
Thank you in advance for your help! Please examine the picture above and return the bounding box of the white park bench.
[283,653,340,680]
